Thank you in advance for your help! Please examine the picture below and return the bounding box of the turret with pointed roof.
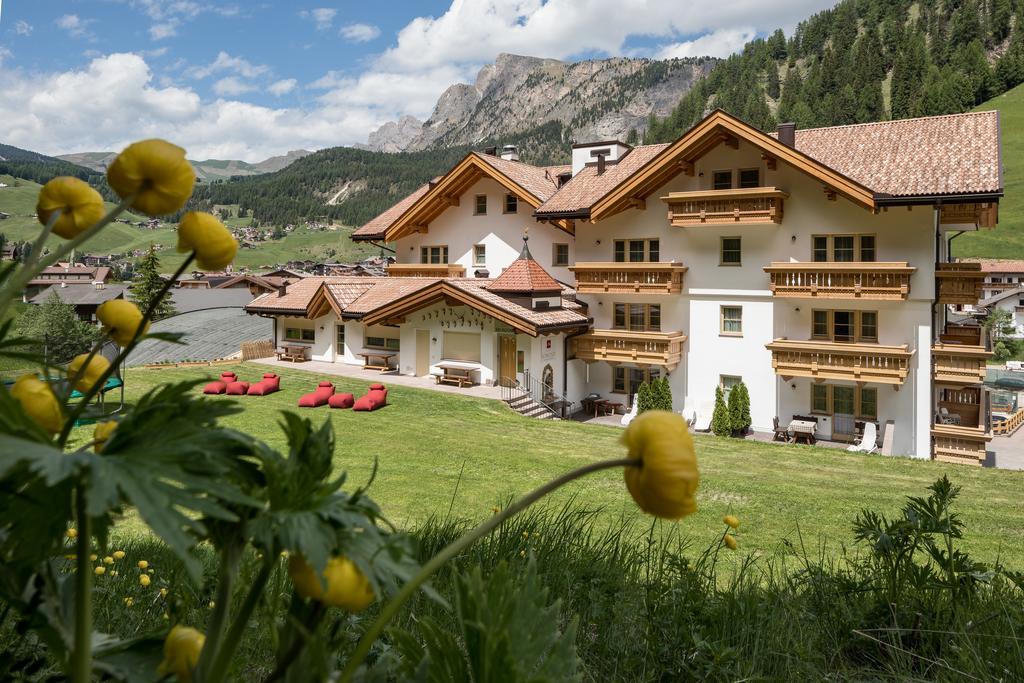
[486,232,563,298]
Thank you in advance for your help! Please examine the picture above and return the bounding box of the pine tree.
[636,381,652,413]
[991,0,1013,44]
[766,65,781,100]
[131,245,177,321]
[735,382,752,432]
[727,384,742,435]
[711,386,731,437]
[15,291,100,364]
[654,377,673,411]
[891,30,928,119]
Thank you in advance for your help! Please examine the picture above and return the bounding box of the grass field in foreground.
[71,362,1024,567]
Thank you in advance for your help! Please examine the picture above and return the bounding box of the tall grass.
[3,500,1022,681]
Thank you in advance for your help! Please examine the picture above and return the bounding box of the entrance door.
[832,386,856,441]
[415,329,429,376]
[498,335,516,387]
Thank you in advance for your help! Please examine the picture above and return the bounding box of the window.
[516,350,525,373]
[473,244,486,266]
[810,310,879,343]
[613,303,661,331]
[613,367,660,395]
[720,375,742,401]
[366,336,400,351]
[712,170,732,190]
[738,168,760,188]
[553,243,569,267]
[810,384,878,419]
[474,194,487,215]
[420,245,448,264]
[811,234,876,262]
[613,239,659,263]
[284,327,314,342]
[720,306,743,335]
[720,236,741,265]
[504,194,518,214]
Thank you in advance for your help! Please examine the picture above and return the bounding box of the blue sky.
[0,1,836,160]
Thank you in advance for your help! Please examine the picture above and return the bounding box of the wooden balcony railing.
[572,329,686,371]
[936,262,984,305]
[569,262,687,294]
[992,407,1024,435]
[764,262,915,300]
[932,424,990,466]
[660,187,788,226]
[387,263,466,277]
[933,326,991,385]
[766,339,914,385]
[940,202,998,230]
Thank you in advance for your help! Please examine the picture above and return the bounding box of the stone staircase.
[505,392,556,420]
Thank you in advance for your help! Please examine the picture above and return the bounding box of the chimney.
[277,282,288,297]
[596,153,606,176]
[777,122,796,148]
[483,146,498,156]
[500,144,519,162]
[94,280,104,290]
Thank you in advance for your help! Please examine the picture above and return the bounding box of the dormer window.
[504,194,518,214]
[474,195,487,215]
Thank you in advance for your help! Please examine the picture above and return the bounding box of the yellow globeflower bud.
[723,515,740,529]
[138,560,149,569]
[621,411,699,520]
[124,597,134,607]
[90,554,98,562]
[103,556,114,565]
[176,212,238,271]
[106,139,195,216]
[96,299,149,347]
[36,177,105,239]
[724,534,738,551]
[157,625,205,683]
[160,588,169,598]
[11,375,63,434]
[94,566,106,576]
[94,421,117,453]
[140,574,151,587]
[67,353,110,393]
[288,555,375,612]
[66,528,78,539]
[113,550,126,560]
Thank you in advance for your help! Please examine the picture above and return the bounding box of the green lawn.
[76,362,1024,568]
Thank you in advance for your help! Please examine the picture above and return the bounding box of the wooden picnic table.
[277,344,309,362]
[358,350,397,372]
[789,419,817,445]
[435,360,479,387]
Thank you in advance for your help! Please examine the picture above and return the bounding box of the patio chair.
[772,417,790,442]
[203,372,237,394]
[846,421,878,454]
[247,373,280,396]
[353,383,388,412]
[298,381,335,407]
[620,399,639,427]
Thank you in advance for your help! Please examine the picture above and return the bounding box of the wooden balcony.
[660,187,788,226]
[935,262,984,305]
[766,339,914,385]
[932,424,990,466]
[764,262,915,300]
[932,325,991,385]
[569,262,687,295]
[386,263,466,278]
[572,329,686,371]
[940,202,998,230]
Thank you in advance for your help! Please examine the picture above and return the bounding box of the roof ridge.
[787,110,997,135]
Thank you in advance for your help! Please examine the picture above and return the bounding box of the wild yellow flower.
[67,353,110,393]
[35,177,105,239]
[176,212,238,270]
[94,566,106,576]
[140,574,151,587]
[207,601,215,609]
[124,597,134,607]
[519,550,526,557]
[724,534,738,551]
[11,375,63,434]
[107,139,195,216]
[138,560,149,569]
[723,515,740,529]
[113,550,126,560]
[157,625,205,683]
[103,556,114,565]
[111,570,119,577]
[160,588,169,598]
[288,555,375,612]
[90,554,98,562]
[621,411,699,520]
[491,506,500,514]
[66,528,78,539]
[96,299,150,347]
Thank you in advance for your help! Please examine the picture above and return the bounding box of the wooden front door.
[415,329,430,376]
[498,335,516,387]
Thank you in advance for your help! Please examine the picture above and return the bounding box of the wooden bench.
[277,345,308,362]
[358,351,396,372]
[435,361,480,388]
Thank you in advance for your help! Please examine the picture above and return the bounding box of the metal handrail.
[500,373,572,418]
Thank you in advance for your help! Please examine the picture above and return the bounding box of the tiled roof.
[782,111,1001,198]
[28,265,111,285]
[486,244,563,294]
[246,277,329,313]
[473,154,563,201]
[29,284,127,305]
[352,183,432,239]
[534,144,669,215]
[332,277,435,315]
[975,260,1024,274]
[448,280,589,330]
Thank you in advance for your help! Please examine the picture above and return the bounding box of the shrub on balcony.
[712,386,731,436]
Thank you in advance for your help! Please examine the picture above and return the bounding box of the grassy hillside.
[954,81,1024,258]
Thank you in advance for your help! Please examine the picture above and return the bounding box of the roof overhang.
[307,282,343,319]
[587,109,879,222]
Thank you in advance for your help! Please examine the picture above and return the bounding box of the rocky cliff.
[363,53,717,152]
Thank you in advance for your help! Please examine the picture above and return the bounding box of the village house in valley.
[246,110,1002,464]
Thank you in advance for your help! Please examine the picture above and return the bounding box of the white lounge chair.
[846,421,878,454]
[620,399,639,426]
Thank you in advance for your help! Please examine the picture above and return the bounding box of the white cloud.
[268,78,298,96]
[212,76,255,96]
[150,21,179,40]
[187,51,269,80]
[0,48,12,67]
[15,20,33,36]
[657,28,758,59]
[340,23,381,43]
[129,0,238,40]
[301,8,337,31]
[56,14,96,40]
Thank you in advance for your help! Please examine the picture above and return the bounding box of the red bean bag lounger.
[353,388,387,412]
[328,392,355,409]
[225,381,250,395]
[203,372,237,394]
[247,373,281,396]
[298,381,335,407]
